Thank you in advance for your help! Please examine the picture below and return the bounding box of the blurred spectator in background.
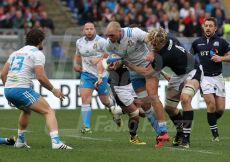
[223,17,230,39]
[39,11,54,33]
[0,6,7,28]
[12,10,24,29]
[0,0,54,33]
[183,14,202,37]
[70,0,227,37]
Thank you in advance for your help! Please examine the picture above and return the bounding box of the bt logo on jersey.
[200,51,209,56]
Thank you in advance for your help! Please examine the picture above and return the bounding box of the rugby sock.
[169,111,183,136]
[182,111,194,142]
[158,122,168,133]
[17,129,26,143]
[108,96,115,108]
[144,108,160,135]
[215,111,224,120]
[50,131,61,144]
[81,104,91,128]
[0,138,7,144]
[207,112,219,137]
[128,118,139,137]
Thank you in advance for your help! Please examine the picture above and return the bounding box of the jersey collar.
[202,33,218,40]
[84,34,97,41]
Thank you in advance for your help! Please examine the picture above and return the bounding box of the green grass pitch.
[0,109,229,162]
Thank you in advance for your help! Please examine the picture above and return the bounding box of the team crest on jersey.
[128,40,134,47]
[93,43,97,49]
[213,41,219,46]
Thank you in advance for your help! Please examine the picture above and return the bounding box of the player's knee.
[136,90,148,98]
[180,94,192,108]
[46,107,55,115]
[101,99,110,108]
[181,84,196,98]
[165,105,179,116]
[216,110,224,119]
[165,98,179,108]
[22,109,31,115]
[128,109,139,118]
[139,107,146,117]
[81,95,91,104]
[205,100,216,111]
[149,95,160,103]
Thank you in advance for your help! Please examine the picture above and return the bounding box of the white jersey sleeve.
[34,51,45,66]
[7,54,13,64]
[97,37,108,53]
[132,27,148,42]
[75,40,80,55]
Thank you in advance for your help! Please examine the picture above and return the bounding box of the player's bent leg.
[126,104,146,145]
[137,91,169,148]
[100,94,123,127]
[165,106,183,146]
[145,77,165,121]
[14,110,31,148]
[165,88,183,146]
[215,96,225,120]
[136,90,161,135]
[99,78,123,127]
[0,136,16,145]
[145,76,168,135]
[179,80,199,148]
[29,97,72,149]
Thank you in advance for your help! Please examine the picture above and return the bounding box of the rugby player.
[126,27,202,148]
[74,22,122,133]
[1,28,72,149]
[105,21,169,147]
[192,17,230,141]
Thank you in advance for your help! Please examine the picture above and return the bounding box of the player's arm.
[211,39,230,62]
[1,62,10,85]
[211,51,230,62]
[160,70,171,81]
[74,41,82,72]
[73,54,82,72]
[34,65,64,100]
[124,61,155,77]
[34,53,64,100]
[94,59,104,87]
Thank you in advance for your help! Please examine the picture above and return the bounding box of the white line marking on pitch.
[164,146,221,155]
[63,134,113,142]
[0,127,32,132]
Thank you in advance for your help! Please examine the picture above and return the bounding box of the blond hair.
[147,27,168,50]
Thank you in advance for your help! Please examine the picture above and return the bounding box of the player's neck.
[85,34,96,41]
[117,29,124,43]
[204,33,215,39]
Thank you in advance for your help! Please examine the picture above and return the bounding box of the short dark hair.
[26,28,45,46]
[204,17,217,26]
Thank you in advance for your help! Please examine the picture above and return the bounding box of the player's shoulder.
[95,35,107,43]
[26,46,44,58]
[217,36,228,43]
[76,36,85,44]
[192,37,204,45]
[123,27,134,37]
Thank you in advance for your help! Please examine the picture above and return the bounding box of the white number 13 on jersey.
[10,56,25,72]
